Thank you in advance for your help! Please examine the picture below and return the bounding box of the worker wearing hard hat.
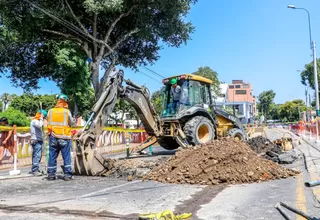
[170,78,181,114]
[29,109,47,176]
[47,94,74,181]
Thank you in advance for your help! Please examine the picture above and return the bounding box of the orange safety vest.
[47,108,72,139]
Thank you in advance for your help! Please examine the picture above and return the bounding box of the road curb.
[300,137,320,203]
[0,173,34,181]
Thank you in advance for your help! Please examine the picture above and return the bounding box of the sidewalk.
[296,130,320,203]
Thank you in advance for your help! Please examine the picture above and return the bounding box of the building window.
[229,85,234,89]
[235,90,247,95]
[243,84,249,88]
[235,85,241,88]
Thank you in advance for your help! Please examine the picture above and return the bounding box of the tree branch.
[93,13,98,58]
[104,28,139,58]
[64,0,88,35]
[104,6,136,44]
[82,42,92,59]
[64,0,113,53]
[42,29,82,43]
[98,6,136,59]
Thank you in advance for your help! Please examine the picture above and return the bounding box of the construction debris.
[246,136,300,164]
[145,137,299,185]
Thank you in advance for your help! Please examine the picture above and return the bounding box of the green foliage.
[300,59,320,89]
[0,93,16,110]
[279,99,306,122]
[10,94,56,116]
[54,44,95,119]
[0,0,197,97]
[257,90,276,119]
[151,89,163,115]
[0,107,30,126]
[192,66,220,96]
[269,103,281,120]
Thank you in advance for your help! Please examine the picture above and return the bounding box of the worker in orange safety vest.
[47,94,74,181]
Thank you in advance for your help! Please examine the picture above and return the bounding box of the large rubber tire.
[184,116,215,146]
[158,137,180,150]
[228,128,245,141]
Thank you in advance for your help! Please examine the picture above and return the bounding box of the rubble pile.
[145,137,299,185]
[246,136,300,164]
[103,157,168,180]
[246,136,283,163]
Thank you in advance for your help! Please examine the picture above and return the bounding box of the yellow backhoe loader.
[73,69,248,175]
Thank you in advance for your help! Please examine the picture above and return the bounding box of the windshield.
[161,79,211,117]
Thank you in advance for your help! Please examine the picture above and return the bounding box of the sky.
[1,0,320,104]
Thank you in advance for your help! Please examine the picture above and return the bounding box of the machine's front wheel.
[228,128,246,141]
[184,116,215,146]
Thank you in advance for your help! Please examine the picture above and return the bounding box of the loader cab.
[160,74,213,118]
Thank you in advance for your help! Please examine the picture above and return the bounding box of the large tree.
[257,90,276,119]
[10,94,56,116]
[151,89,163,115]
[300,59,320,90]
[279,99,306,122]
[192,66,220,96]
[0,0,197,99]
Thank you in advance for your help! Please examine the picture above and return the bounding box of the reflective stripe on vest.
[48,108,71,139]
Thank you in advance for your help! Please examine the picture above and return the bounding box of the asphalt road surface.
[0,146,319,220]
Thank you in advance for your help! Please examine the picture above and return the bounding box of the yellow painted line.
[296,173,307,220]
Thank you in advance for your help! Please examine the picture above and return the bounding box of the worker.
[169,78,181,114]
[47,94,74,181]
[29,109,47,176]
[0,117,14,163]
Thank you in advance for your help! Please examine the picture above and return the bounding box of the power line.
[138,70,162,84]
[142,67,166,79]
[22,0,104,46]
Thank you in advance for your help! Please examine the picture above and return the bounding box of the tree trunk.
[91,61,100,100]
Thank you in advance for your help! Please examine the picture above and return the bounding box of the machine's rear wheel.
[158,137,180,150]
[228,128,245,141]
[184,116,215,146]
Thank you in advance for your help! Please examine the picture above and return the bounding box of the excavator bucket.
[73,130,113,176]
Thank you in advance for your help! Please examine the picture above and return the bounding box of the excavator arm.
[73,69,161,176]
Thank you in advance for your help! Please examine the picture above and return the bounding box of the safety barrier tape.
[0,126,145,133]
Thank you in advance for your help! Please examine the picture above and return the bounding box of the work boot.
[63,176,74,181]
[29,171,43,176]
[47,176,56,181]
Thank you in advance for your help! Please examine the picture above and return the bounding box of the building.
[216,80,257,124]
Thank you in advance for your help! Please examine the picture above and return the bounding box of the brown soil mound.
[145,137,299,185]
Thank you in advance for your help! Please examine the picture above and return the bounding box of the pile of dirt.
[145,137,299,185]
[103,157,169,180]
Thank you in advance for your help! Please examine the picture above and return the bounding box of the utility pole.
[305,86,309,121]
[288,5,319,142]
[312,40,320,116]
